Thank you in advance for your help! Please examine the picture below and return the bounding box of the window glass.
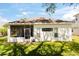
[42,28,53,31]
[54,33,58,37]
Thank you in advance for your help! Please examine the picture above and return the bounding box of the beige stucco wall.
[34,24,72,41]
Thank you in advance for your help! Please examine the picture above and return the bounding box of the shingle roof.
[9,17,74,24]
[9,17,55,23]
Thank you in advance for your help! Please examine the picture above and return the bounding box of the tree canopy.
[43,3,79,15]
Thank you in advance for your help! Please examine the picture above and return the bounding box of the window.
[72,29,73,32]
[54,33,58,37]
[42,28,53,31]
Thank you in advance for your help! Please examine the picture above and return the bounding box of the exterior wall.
[58,28,72,41]
[72,28,79,36]
[8,24,72,42]
[34,24,72,41]
[34,27,54,41]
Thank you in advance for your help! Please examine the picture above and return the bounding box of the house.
[72,13,79,36]
[7,17,79,42]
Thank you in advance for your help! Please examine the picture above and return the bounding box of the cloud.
[16,5,79,21]
[54,6,79,21]
[16,11,28,17]
[16,11,34,16]
[55,6,73,13]
[62,7,79,21]
[22,11,28,15]
[16,10,49,18]
[62,11,78,21]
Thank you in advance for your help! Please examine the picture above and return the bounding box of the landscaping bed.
[0,36,79,56]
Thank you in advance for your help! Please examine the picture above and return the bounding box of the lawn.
[72,35,79,43]
[0,36,79,56]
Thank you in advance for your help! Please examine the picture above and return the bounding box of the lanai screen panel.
[10,25,24,37]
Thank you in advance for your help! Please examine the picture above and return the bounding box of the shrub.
[0,41,79,56]
[61,42,79,56]
[0,43,26,56]
[27,41,63,56]
[0,36,7,43]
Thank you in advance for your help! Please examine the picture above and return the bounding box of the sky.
[0,3,79,26]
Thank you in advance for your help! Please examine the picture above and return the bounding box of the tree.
[42,3,79,15]
[0,27,7,36]
[3,23,8,28]
[0,23,9,36]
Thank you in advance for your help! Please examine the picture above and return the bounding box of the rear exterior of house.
[7,17,73,42]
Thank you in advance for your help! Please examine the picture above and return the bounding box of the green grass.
[72,36,79,43]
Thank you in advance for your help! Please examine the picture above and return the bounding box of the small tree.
[0,23,8,36]
[0,27,7,36]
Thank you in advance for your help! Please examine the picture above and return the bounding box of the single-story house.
[7,17,79,42]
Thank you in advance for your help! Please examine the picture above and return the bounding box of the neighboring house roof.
[55,19,74,23]
[73,13,79,17]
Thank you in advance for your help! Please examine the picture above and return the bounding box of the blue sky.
[0,3,67,20]
[0,3,79,26]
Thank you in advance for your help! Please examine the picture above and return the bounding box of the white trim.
[7,26,10,42]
